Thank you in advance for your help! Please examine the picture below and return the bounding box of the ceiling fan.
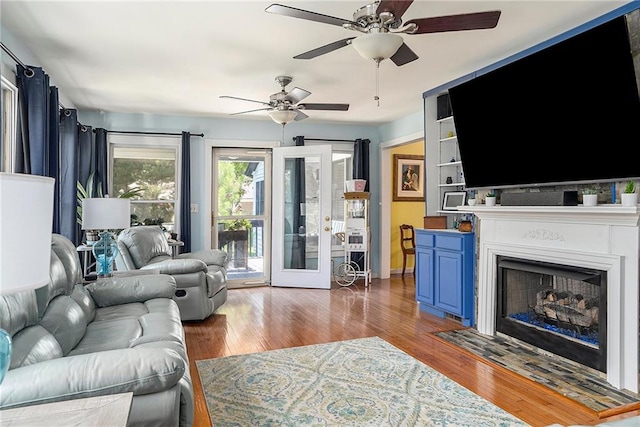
[265,1,501,66]
[220,75,349,125]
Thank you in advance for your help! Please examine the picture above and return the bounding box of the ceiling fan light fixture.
[351,32,403,61]
[268,109,298,125]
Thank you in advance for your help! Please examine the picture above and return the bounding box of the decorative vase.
[582,194,598,206]
[622,193,638,206]
[485,196,496,206]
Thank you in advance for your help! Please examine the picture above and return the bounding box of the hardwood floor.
[183,276,640,427]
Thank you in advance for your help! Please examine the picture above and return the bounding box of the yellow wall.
[390,141,425,272]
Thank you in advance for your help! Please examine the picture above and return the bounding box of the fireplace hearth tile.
[433,328,640,417]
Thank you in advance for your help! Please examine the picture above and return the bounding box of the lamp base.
[92,231,119,277]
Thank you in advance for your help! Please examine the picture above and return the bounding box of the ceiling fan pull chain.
[374,59,381,107]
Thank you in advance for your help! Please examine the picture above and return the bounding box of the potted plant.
[485,192,497,206]
[582,188,598,207]
[622,181,637,206]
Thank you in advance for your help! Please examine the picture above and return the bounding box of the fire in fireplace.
[496,256,607,372]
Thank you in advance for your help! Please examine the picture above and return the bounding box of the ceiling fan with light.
[265,1,501,66]
[220,75,349,125]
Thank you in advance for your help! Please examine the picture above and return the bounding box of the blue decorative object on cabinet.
[415,228,475,326]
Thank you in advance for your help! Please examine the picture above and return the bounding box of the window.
[110,136,180,233]
[1,68,18,172]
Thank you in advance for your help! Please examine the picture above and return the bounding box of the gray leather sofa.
[115,226,228,321]
[0,234,194,427]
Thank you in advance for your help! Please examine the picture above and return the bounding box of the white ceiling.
[0,1,631,126]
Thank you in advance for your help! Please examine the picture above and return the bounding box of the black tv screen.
[449,12,640,190]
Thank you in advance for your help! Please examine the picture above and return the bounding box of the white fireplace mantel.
[458,204,640,392]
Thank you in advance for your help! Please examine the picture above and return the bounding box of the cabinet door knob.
[324,227,330,232]
[325,216,330,221]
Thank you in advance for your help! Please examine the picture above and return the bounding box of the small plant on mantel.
[624,181,636,194]
[582,188,597,195]
[486,192,495,198]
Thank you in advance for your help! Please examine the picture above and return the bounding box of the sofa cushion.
[70,285,96,323]
[38,296,87,356]
[69,317,142,355]
[9,325,63,369]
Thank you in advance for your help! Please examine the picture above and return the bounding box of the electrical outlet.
[190,204,198,213]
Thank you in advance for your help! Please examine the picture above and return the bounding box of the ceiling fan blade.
[390,42,419,66]
[285,87,311,104]
[406,11,501,34]
[294,37,355,60]
[298,103,349,111]
[376,1,414,20]
[230,107,273,116]
[265,3,355,27]
[294,110,309,121]
[220,95,270,107]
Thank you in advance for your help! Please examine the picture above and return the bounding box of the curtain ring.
[80,125,87,132]
[23,68,35,78]
[64,109,72,117]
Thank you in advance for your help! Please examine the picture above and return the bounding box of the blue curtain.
[59,110,79,244]
[180,132,191,252]
[16,65,52,176]
[49,87,60,232]
[94,128,108,196]
[353,138,370,192]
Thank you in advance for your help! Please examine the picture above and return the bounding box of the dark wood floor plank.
[183,277,640,427]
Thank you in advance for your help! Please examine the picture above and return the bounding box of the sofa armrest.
[0,348,185,409]
[85,275,176,307]
[176,250,227,267]
[141,258,208,275]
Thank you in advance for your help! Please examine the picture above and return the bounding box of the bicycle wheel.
[334,262,357,287]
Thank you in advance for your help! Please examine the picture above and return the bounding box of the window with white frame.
[1,69,18,172]
[110,136,180,233]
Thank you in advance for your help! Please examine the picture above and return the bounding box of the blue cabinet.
[415,229,475,326]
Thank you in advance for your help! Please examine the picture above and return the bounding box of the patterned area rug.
[196,336,529,426]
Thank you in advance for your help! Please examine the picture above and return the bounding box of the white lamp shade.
[268,109,298,125]
[0,173,55,294]
[351,33,403,61]
[82,198,131,230]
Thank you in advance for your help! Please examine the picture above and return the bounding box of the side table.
[0,392,132,426]
[76,244,95,277]
[168,239,184,257]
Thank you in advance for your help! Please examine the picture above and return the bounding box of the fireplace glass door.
[496,256,607,372]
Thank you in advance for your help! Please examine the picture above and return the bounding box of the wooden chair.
[399,224,416,276]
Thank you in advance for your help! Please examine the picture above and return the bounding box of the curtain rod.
[301,138,355,143]
[1,41,68,109]
[98,130,205,137]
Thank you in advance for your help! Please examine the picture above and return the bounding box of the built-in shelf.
[439,136,457,143]
[436,161,462,167]
[438,182,465,188]
[437,116,454,124]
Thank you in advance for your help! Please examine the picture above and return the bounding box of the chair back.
[116,226,172,269]
[399,224,416,252]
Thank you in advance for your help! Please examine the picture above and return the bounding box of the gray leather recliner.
[115,226,228,321]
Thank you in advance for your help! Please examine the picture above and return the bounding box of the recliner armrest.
[0,348,185,409]
[85,275,176,307]
[142,258,208,275]
[176,250,227,267]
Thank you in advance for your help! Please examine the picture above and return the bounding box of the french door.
[271,145,333,288]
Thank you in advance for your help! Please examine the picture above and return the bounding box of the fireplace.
[496,256,607,371]
[461,204,640,392]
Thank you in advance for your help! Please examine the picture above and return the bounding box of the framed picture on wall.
[393,154,425,202]
[442,191,467,211]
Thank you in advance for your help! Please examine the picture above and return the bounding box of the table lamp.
[81,197,131,277]
[0,173,55,384]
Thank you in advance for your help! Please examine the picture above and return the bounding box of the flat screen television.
[448,11,640,190]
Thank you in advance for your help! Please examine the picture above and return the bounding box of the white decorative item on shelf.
[345,179,366,192]
[485,194,496,206]
[0,173,55,384]
[583,194,598,206]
